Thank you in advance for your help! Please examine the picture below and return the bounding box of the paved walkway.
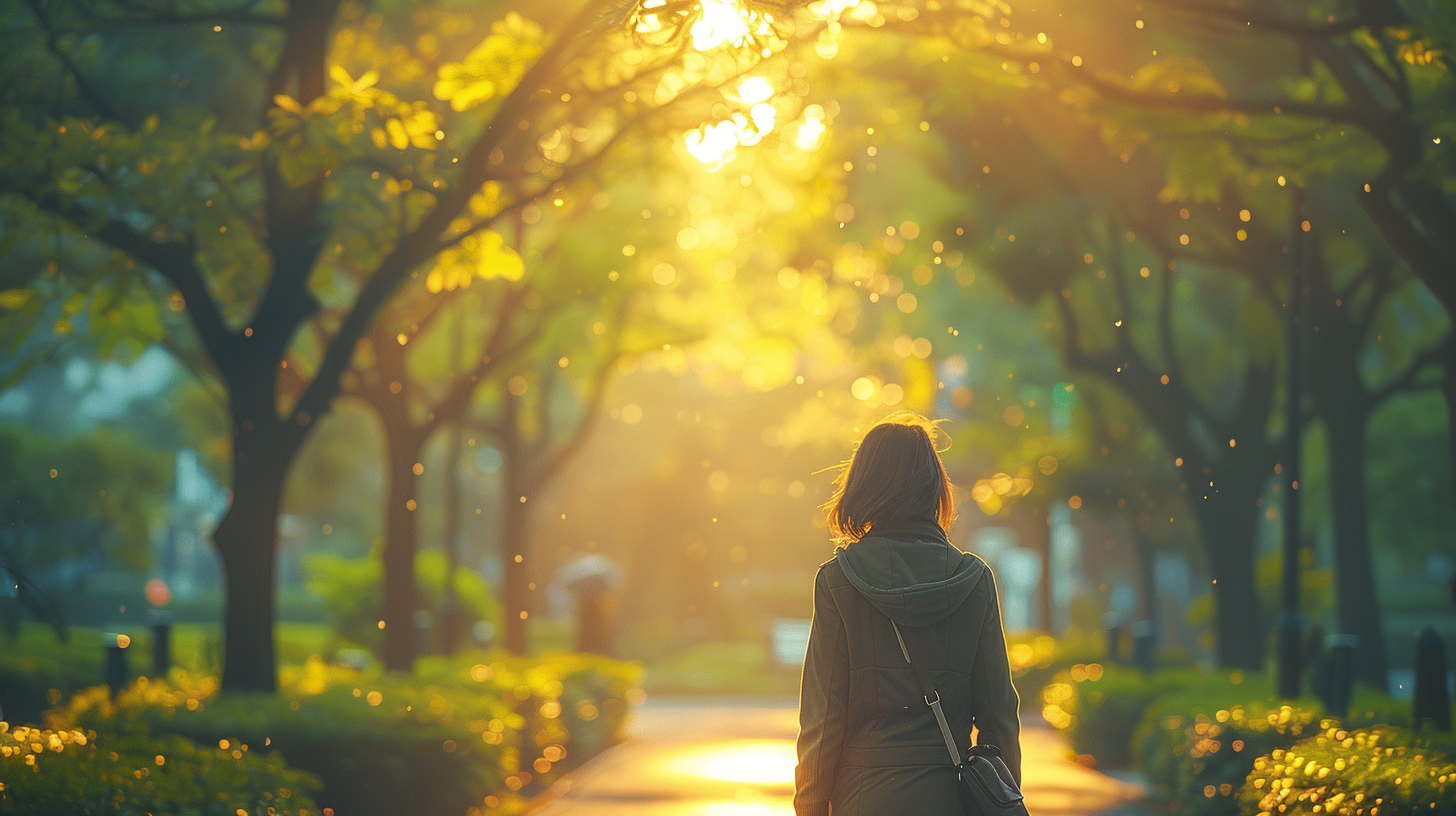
[532,698,1153,816]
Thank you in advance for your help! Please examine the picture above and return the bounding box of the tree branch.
[1078,72,1390,139]
[1149,0,1368,38]
[1371,336,1447,406]
[522,306,626,496]
[21,190,238,375]
[73,0,286,28]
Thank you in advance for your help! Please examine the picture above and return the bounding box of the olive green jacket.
[794,522,1021,816]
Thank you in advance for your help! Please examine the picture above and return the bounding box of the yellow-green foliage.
[1003,630,1102,711]
[1242,725,1456,815]
[0,722,318,815]
[47,652,641,816]
[303,549,500,660]
[1131,673,1320,816]
[1040,663,1186,768]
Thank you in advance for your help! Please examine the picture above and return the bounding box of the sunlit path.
[530,699,1153,816]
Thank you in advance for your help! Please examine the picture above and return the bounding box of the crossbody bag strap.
[891,620,964,768]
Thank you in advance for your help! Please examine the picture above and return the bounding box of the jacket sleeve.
[970,570,1022,786]
[794,566,851,816]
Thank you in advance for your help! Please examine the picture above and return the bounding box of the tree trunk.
[380,428,422,672]
[1443,339,1456,515]
[1324,409,1389,688]
[437,417,467,656]
[501,487,531,655]
[1132,527,1159,637]
[214,425,294,693]
[1191,489,1266,671]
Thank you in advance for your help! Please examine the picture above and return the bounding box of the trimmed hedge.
[0,623,333,727]
[0,627,107,727]
[48,652,641,816]
[0,723,319,815]
[1243,724,1456,815]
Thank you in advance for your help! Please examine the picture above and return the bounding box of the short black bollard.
[1414,626,1452,731]
[105,633,131,696]
[150,612,173,678]
[1102,613,1124,663]
[1130,620,1156,675]
[1305,624,1327,703]
[1320,634,1358,719]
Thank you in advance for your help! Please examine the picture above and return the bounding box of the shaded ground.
[532,698,1154,816]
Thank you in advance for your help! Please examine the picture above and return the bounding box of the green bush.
[1242,724,1456,815]
[304,549,499,660]
[1040,663,1188,768]
[49,652,641,816]
[1130,672,1323,816]
[0,622,334,726]
[0,626,108,727]
[0,722,319,815]
[1004,630,1104,712]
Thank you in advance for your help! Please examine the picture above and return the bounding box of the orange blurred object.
[145,579,171,607]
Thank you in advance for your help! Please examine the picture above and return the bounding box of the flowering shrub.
[1130,674,1321,816]
[0,722,318,815]
[1242,725,1456,815]
[48,652,642,816]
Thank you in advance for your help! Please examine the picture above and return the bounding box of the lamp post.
[1276,190,1307,700]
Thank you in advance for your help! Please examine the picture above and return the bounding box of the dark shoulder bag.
[890,620,1030,816]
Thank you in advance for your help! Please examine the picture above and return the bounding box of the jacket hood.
[834,518,987,627]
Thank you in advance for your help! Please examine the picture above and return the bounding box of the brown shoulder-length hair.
[822,411,956,544]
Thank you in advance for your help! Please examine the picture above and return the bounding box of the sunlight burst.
[668,739,798,785]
